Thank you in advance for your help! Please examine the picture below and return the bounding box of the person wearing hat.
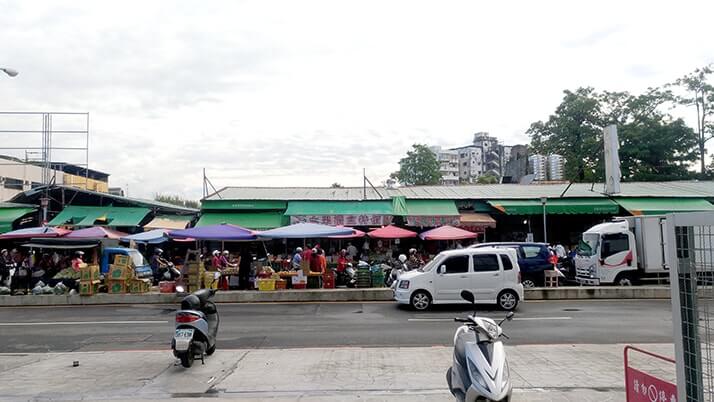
[211,250,221,270]
[71,251,85,272]
[291,247,303,271]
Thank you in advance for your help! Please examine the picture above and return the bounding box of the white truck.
[575,215,670,286]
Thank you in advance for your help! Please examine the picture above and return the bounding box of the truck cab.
[575,220,637,286]
[101,247,153,279]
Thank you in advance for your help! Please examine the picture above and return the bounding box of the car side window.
[472,254,500,272]
[500,254,514,270]
[522,246,542,259]
[443,256,469,274]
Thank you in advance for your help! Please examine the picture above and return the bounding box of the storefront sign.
[290,215,393,226]
[406,216,460,227]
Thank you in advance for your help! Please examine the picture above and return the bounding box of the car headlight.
[398,280,410,289]
[467,358,490,391]
[483,321,499,339]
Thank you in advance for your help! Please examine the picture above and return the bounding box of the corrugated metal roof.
[205,181,714,201]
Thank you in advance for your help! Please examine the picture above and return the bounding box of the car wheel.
[522,279,536,288]
[615,273,634,287]
[410,291,431,311]
[497,290,518,311]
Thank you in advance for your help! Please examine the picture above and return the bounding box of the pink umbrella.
[0,226,71,240]
[367,225,417,239]
[65,226,128,240]
[419,225,477,241]
[328,226,366,239]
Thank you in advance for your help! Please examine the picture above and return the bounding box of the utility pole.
[540,197,547,243]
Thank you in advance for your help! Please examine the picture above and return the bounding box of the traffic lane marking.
[408,316,572,322]
[0,320,169,326]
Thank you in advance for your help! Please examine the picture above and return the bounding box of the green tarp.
[0,207,36,233]
[195,212,288,230]
[401,200,459,216]
[488,198,620,215]
[285,201,394,216]
[201,200,287,210]
[615,197,714,215]
[48,206,150,227]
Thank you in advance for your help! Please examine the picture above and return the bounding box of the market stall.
[367,225,417,239]
[120,229,172,244]
[64,227,127,240]
[0,226,70,240]
[418,225,478,241]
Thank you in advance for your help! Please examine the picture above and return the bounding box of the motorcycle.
[154,262,180,285]
[172,288,220,368]
[446,290,514,402]
[336,264,357,288]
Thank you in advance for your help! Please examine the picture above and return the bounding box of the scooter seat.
[192,289,215,306]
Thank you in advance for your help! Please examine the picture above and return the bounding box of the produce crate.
[356,268,372,288]
[80,265,100,281]
[129,279,151,294]
[108,265,134,281]
[323,277,335,289]
[292,283,306,289]
[107,280,127,294]
[159,281,176,293]
[113,255,130,267]
[275,279,287,290]
[257,279,276,291]
[371,272,385,288]
[79,280,101,296]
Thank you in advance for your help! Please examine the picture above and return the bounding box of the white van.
[393,247,524,311]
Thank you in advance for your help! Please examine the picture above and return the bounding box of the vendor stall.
[120,229,171,244]
[0,226,70,240]
[367,225,417,239]
[65,227,127,240]
[256,222,355,239]
[418,225,477,241]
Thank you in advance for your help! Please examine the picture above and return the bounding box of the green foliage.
[391,144,442,186]
[154,194,200,209]
[476,172,499,184]
[528,86,699,182]
[330,182,343,188]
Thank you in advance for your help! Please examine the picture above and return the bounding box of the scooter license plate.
[175,328,194,339]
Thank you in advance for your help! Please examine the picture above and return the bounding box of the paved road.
[0,299,673,353]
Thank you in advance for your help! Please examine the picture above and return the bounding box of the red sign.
[290,215,393,226]
[626,367,677,402]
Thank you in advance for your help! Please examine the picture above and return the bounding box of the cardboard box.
[108,265,135,281]
[80,264,101,282]
[107,280,127,294]
[129,279,151,293]
[79,280,101,295]
[113,254,131,267]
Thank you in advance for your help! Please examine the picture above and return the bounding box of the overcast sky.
[1,0,712,200]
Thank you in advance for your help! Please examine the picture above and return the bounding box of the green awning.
[195,212,288,230]
[48,206,150,227]
[201,199,287,210]
[472,200,494,213]
[285,201,393,216]
[391,196,408,216]
[488,198,620,215]
[402,200,459,216]
[615,197,714,215]
[0,207,36,233]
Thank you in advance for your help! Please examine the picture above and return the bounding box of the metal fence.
[669,212,714,401]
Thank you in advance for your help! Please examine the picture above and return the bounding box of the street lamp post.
[1,67,19,77]
[540,197,547,244]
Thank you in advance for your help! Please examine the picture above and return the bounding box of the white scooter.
[172,289,220,368]
[446,290,514,402]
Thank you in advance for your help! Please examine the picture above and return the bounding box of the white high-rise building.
[547,154,565,181]
[452,145,483,183]
[429,146,460,186]
[528,155,548,181]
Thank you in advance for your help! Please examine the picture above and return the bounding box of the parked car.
[393,247,524,311]
[471,242,554,288]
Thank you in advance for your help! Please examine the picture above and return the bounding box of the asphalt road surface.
[0,299,673,353]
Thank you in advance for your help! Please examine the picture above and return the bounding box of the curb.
[0,286,671,307]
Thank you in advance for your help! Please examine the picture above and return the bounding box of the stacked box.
[79,280,101,295]
[80,264,100,281]
[185,262,205,292]
[107,280,127,294]
[113,254,131,266]
[356,268,371,288]
[129,278,151,293]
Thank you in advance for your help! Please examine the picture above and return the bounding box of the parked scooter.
[336,263,357,288]
[172,289,220,368]
[446,290,514,402]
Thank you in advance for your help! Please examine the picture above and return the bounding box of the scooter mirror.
[506,312,515,321]
[460,290,475,304]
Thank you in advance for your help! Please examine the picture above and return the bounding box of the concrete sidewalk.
[0,344,674,401]
[0,286,671,306]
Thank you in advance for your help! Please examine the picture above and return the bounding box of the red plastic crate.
[292,283,306,289]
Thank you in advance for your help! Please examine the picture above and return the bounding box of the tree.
[154,194,200,209]
[330,182,343,188]
[391,144,441,186]
[669,65,714,174]
[476,172,499,184]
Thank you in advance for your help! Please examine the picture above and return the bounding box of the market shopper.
[0,249,12,286]
[291,247,303,270]
[337,249,349,273]
[211,250,221,269]
[346,242,358,260]
[71,251,85,272]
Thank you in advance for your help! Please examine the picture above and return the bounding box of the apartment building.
[547,154,565,180]
[528,154,548,181]
[428,146,460,186]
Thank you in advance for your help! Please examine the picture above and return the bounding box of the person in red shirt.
[337,249,349,273]
[211,250,221,270]
[71,251,85,272]
[302,246,313,267]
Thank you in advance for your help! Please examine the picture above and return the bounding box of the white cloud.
[0,0,712,199]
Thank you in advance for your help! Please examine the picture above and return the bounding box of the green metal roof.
[201,199,287,211]
[402,200,459,216]
[0,207,36,233]
[48,206,150,227]
[284,200,393,216]
[488,198,620,215]
[615,198,714,215]
[195,212,288,230]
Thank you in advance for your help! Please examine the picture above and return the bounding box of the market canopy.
[169,223,256,241]
[0,206,36,233]
[48,205,150,227]
[0,226,71,240]
[196,212,288,230]
[121,229,171,244]
[22,238,101,249]
[64,226,127,239]
[459,213,497,228]
[487,198,620,215]
[393,198,460,226]
[367,225,417,239]
[257,223,354,239]
[285,201,393,226]
[419,225,478,241]
[615,197,714,215]
[328,227,366,239]
[201,199,287,210]
[143,215,192,230]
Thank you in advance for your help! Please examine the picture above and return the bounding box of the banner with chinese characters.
[406,216,460,227]
[290,215,393,226]
[626,367,677,402]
